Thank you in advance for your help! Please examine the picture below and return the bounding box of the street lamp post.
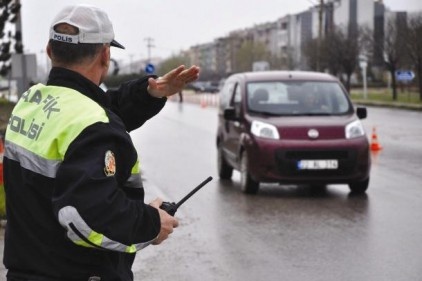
[359,55,368,100]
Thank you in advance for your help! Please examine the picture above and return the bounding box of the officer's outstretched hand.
[149,198,179,245]
[147,65,200,98]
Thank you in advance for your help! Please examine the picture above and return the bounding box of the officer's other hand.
[147,65,200,98]
[149,198,179,245]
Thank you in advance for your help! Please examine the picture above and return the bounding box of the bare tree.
[304,25,361,93]
[234,41,270,72]
[340,27,360,93]
[324,26,360,92]
[157,54,189,76]
[322,30,343,77]
[376,16,408,100]
[302,38,319,71]
[283,47,299,70]
[0,0,22,77]
[360,14,409,100]
[406,14,422,101]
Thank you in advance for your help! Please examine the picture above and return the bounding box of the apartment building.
[182,0,408,77]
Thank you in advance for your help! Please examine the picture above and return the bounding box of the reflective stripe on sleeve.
[125,173,144,189]
[58,206,155,253]
[125,158,143,189]
[4,140,61,178]
[131,159,140,174]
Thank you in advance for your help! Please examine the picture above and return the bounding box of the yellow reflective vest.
[3,67,165,279]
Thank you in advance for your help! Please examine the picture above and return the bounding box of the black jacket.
[3,67,166,280]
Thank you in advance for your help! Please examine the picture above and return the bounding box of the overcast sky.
[19,0,421,66]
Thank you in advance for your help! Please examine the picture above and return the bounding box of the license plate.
[297,159,338,170]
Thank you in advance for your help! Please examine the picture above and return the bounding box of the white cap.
[49,4,125,49]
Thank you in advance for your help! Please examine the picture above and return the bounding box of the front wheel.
[349,178,369,194]
[240,151,259,194]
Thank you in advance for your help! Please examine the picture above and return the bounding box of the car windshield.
[246,81,352,116]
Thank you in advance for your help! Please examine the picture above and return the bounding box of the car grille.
[284,150,349,160]
[275,149,357,177]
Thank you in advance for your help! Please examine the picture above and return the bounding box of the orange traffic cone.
[370,127,382,151]
[0,136,4,185]
[200,96,207,108]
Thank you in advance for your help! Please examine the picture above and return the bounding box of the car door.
[224,81,244,167]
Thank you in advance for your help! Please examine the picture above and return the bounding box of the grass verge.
[350,89,422,110]
[350,88,422,104]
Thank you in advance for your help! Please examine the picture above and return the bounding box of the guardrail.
[168,93,220,108]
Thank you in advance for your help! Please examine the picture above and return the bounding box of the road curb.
[353,100,422,111]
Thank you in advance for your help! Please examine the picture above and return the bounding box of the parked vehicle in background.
[187,81,220,93]
[216,71,371,194]
[185,81,204,92]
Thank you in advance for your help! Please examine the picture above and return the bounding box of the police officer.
[3,4,199,281]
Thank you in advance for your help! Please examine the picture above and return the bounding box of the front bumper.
[246,137,371,184]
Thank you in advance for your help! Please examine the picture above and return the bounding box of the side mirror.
[356,107,367,119]
[223,108,238,121]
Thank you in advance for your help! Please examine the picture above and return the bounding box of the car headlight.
[251,120,280,139]
[345,120,365,139]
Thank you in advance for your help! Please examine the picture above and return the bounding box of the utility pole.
[317,0,324,72]
[144,37,155,63]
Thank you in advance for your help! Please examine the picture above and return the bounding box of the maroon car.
[216,71,370,194]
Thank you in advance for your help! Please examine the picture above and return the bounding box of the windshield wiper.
[300,112,333,116]
[249,110,282,116]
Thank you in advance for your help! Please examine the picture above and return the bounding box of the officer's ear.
[100,45,111,69]
[46,44,52,59]
[46,43,57,67]
[45,42,53,59]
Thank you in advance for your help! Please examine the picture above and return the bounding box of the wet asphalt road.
[1,101,422,280]
[129,101,422,281]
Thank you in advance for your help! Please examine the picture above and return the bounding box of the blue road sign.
[145,63,155,74]
[395,70,415,82]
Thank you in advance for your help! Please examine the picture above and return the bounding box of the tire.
[240,151,259,194]
[217,145,233,180]
[349,178,369,194]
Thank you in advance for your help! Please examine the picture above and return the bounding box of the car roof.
[231,71,339,82]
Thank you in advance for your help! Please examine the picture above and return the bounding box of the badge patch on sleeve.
[104,150,116,176]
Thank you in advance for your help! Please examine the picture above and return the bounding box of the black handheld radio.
[160,176,213,216]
